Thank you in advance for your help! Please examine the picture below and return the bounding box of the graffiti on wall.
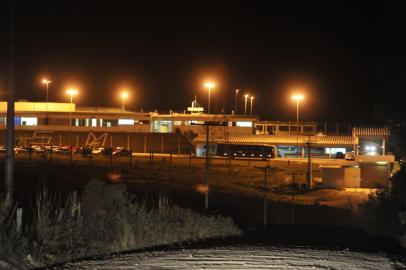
[16,131,54,146]
[85,132,108,148]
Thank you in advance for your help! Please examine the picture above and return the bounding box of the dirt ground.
[5,152,371,210]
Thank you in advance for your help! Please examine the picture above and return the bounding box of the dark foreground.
[37,226,406,270]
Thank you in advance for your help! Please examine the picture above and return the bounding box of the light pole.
[66,88,78,158]
[244,94,249,115]
[250,96,254,115]
[42,79,52,103]
[204,82,215,114]
[292,94,304,157]
[121,91,128,111]
[235,89,239,114]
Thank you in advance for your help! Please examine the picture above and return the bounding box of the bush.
[359,162,406,236]
[15,180,241,267]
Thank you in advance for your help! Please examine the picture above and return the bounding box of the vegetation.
[0,180,241,268]
[359,162,406,236]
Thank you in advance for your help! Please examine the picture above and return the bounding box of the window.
[236,121,253,127]
[118,119,135,125]
[21,117,38,126]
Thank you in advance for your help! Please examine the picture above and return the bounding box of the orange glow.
[196,184,209,193]
[66,89,78,96]
[244,94,249,98]
[108,171,121,183]
[42,78,51,84]
[121,91,129,99]
[292,94,304,101]
[204,82,215,89]
[250,96,254,100]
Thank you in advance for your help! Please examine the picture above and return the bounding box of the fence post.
[49,144,52,163]
[71,191,77,218]
[16,208,23,234]
[169,152,173,173]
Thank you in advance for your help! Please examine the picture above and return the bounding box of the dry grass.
[0,180,241,268]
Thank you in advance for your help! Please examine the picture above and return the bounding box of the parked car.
[112,147,131,157]
[344,151,354,160]
[334,152,345,159]
[14,146,27,154]
[92,147,105,155]
[29,145,44,153]
[44,145,61,152]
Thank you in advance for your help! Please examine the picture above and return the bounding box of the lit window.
[118,119,135,125]
[236,121,253,127]
[21,117,38,126]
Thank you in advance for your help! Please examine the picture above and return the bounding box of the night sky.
[0,1,405,124]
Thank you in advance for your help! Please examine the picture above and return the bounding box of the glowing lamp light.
[66,89,78,96]
[292,94,304,101]
[244,94,249,98]
[204,82,215,89]
[121,91,129,99]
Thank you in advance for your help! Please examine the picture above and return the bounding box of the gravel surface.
[54,245,404,270]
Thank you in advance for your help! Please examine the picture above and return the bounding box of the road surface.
[54,245,403,269]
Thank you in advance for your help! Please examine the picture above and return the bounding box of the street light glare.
[42,78,51,84]
[66,89,78,96]
[121,91,129,99]
[292,94,304,101]
[204,82,215,89]
[244,94,249,98]
[250,96,254,100]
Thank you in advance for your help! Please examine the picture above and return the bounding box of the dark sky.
[0,1,405,124]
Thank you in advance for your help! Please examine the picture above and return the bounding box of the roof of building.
[352,127,390,137]
[151,113,258,121]
[194,134,358,146]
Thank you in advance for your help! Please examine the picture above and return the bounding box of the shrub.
[359,162,406,236]
[18,180,241,267]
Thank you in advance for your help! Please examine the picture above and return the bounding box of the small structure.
[321,166,361,189]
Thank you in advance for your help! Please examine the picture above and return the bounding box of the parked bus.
[216,144,275,160]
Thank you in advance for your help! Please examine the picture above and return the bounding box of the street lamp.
[120,91,128,111]
[244,94,249,115]
[250,96,254,115]
[66,88,78,160]
[42,78,52,103]
[235,89,239,114]
[292,94,304,157]
[66,89,78,103]
[204,82,215,114]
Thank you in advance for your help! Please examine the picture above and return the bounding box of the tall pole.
[250,96,254,115]
[208,87,211,114]
[46,82,49,103]
[205,124,209,210]
[235,89,239,114]
[244,94,248,115]
[122,96,125,111]
[296,99,300,157]
[4,0,15,211]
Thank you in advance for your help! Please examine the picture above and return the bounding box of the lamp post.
[235,89,239,114]
[204,82,215,114]
[42,79,52,103]
[244,94,249,115]
[66,89,78,158]
[250,96,254,115]
[121,91,128,111]
[292,94,304,157]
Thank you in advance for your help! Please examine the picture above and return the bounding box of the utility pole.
[205,124,209,210]
[306,139,313,189]
[4,0,15,212]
